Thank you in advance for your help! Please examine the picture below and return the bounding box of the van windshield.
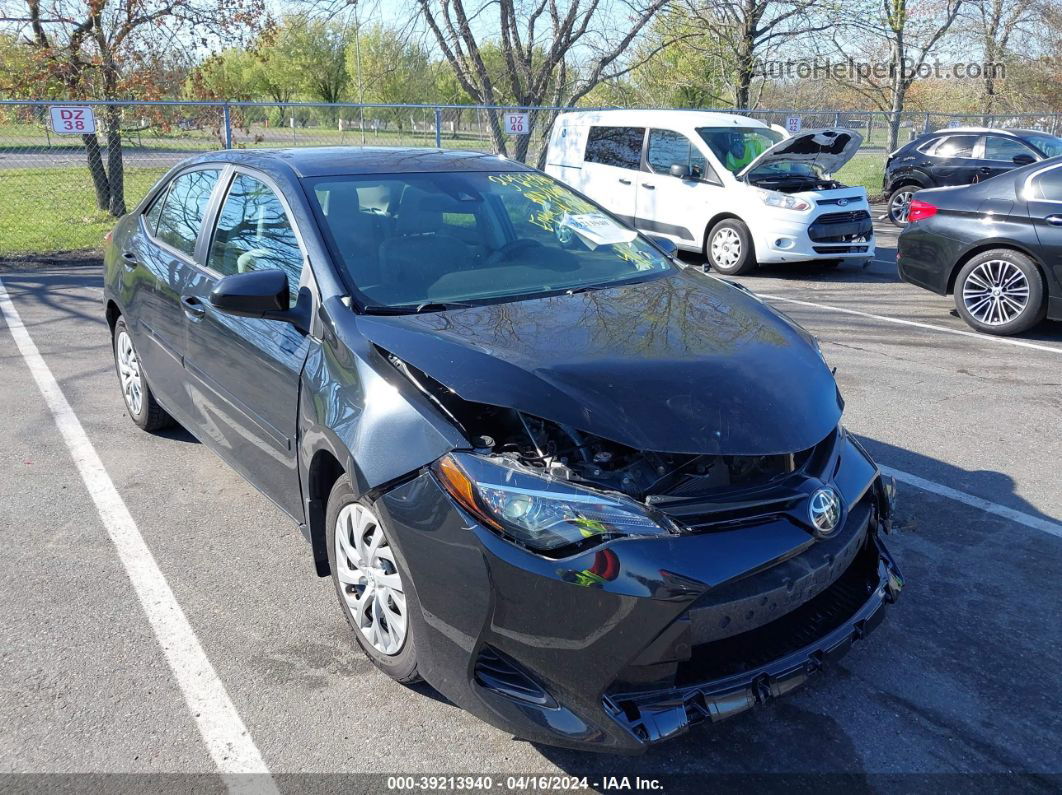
[307,171,672,311]
[698,127,783,174]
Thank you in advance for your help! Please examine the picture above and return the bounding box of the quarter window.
[647,129,713,181]
[154,169,220,256]
[585,126,645,169]
[930,135,978,159]
[984,136,1036,162]
[143,188,167,235]
[208,174,303,306]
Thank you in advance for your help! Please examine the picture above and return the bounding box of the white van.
[544,110,873,275]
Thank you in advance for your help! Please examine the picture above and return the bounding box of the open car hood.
[739,127,863,177]
[355,270,842,457]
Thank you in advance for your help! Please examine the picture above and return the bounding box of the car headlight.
[434,452,672,553]
[760,190,811,211]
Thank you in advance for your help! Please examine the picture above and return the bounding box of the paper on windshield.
[558,213,638,249]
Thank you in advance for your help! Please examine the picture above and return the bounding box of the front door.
[181,170,311,519]
[637,128,719,247]
[980,135,1040,180]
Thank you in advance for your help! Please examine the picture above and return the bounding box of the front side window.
[697,127,783,174]
[154,169,220,257]
[647,129,712,180]
[308,171,671,311]
[930,135,978,159]
[584,126,645,169]
[208,174,303,306]
[1025,134,1062,158]
[984,136,1036,162]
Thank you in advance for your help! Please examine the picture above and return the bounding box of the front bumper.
[375,432,902,753]
[752,209,875,264]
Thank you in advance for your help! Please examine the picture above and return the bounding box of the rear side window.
[585,126,645,169]
[929,136,978,159]
[647,129,713,181]
[207,174,303,306]
[1031,167,1062,201]
[154,169,220,257]
[984,136,1035,162]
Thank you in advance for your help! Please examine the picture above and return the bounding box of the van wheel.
[707,219,756,275]
[111,317,174,432]
[953,250,1046,336]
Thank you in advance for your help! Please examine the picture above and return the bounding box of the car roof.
[554,109,771,130]
[931,127,1053,138]
[179,147,533,178]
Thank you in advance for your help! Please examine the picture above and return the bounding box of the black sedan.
[897,156,1062,335]
[884,127,1062,225]
[103,147,901,753]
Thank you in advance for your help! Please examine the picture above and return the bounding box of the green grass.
[0,166,165,256]
[834,152,886,198]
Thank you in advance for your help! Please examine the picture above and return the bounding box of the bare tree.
[962,0,1038,116]
[1,0,262,215]
[415,0,671,163]
[683,0,832,109]
[832,0,964,152]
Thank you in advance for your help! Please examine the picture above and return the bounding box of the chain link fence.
[2,99,1061,256]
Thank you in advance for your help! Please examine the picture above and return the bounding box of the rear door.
[1024,163,1062,292]
[580,125,645,225]
[180,169,311,519]
[637,128,721,246]
[131,167,222,419]
[927,135,981,186]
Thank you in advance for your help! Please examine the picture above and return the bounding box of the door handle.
[978,166,992,173]
[180,295,206,319]
[121,251,138,269]
[641,183,655,189]
[1046,215,1062,226]
[618,178,632,185]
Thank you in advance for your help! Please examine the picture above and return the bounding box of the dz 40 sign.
[504,112,529,135]
[50,106,96,135]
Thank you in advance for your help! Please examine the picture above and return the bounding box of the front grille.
[813,245,870,254]
[816,210,871,224]
[816,197,863,207]
[675,538,880,685]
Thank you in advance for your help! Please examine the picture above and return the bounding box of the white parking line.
[882,466,1062,539]
[0,278,277,794]
[759,293,1062,355]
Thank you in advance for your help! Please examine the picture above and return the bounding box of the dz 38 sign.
[49,106,96,135]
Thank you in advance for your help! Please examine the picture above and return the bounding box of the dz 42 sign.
[504,112,529,135]
[49,106,96,135]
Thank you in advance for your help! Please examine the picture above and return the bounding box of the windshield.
[697,126,783,174]
[1026,134,1062,158]
[307,171,671,310]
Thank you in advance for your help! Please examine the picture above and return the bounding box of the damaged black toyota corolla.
[102,148,903,752]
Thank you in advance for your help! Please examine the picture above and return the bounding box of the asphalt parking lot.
[1,214,1060,792]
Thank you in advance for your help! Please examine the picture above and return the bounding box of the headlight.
[760,190,811,211]
[434,452,672,553]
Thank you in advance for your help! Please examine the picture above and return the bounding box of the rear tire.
[887,184,918,226]
[111,317,174,432]
[953,249,1046,336]
[706,219,757,275]
[325,478,421,684]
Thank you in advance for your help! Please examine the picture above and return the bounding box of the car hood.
[739,127,863,177]
[355,269,842,456]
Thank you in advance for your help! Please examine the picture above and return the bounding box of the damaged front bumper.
[374,430,903,753]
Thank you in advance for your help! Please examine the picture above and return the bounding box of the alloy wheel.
[889,190,914,224]
[711,227,742,268]
[334,503,408,656]
[961,259,1030,326]
[116,330,143,417]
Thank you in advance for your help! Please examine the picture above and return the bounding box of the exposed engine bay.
[384,349,805,501]
[745,173,845,193]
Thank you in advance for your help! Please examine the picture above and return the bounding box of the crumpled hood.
[355,269,842,456]
[740,127,863,177]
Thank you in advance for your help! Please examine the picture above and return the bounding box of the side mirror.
[1013,153,1035,166]
[210,269,309,332]
[647,235,679,259]
[669,163,691,179]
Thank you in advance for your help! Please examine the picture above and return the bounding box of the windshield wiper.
[361,300,475,315]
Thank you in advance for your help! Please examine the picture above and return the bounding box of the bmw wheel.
[325,478,421,683]
[887,187,916,226]
[953,249,1046,336]
[111,317,174,432]
[706,219,756,275]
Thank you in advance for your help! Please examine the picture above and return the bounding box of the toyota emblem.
[809,488,842,536]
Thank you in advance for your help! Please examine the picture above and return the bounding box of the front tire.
[111,317,174,432]
[325,478,421,684]
[953,249,1046,336]
[706,219,757,275]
